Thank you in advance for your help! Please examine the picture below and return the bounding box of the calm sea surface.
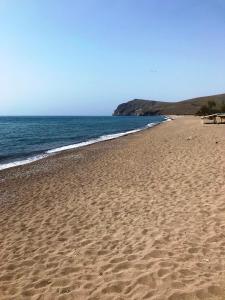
[0,116,166,169]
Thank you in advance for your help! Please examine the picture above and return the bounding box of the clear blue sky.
[1,0,225,115]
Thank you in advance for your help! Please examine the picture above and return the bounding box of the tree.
[221,101,225,113]
[196,105,210,116]
[208,100,216,109]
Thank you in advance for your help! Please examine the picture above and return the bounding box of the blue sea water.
[0,116,167,170]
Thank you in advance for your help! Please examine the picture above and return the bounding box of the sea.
[0,115,168,170]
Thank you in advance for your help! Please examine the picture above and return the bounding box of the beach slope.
[1,116,225,299]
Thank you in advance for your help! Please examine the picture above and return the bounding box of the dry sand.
[1,116,225,300]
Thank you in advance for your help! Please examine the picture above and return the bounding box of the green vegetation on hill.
[113,93,225,116]
[196,100,225,115]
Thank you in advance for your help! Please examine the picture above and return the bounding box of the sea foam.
[0,154,49,171]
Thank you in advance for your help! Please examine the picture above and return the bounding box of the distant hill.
[113,93,225,116]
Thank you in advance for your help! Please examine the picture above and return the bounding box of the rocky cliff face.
[113,94,225,116]
[113,99,168,116]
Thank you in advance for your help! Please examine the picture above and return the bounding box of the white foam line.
[0,118,167,171]
[163,116,172,122]
[0,154,49,171]
[47,128,142,154]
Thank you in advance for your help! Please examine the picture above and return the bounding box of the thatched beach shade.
[216,114,225,124]
[201,114,218,124]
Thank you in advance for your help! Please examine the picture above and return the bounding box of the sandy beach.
[1,116,225,300]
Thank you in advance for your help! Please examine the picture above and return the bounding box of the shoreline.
[0,116,170,172]
[1,116,225,299]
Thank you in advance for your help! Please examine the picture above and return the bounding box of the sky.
[0,0,225,116]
